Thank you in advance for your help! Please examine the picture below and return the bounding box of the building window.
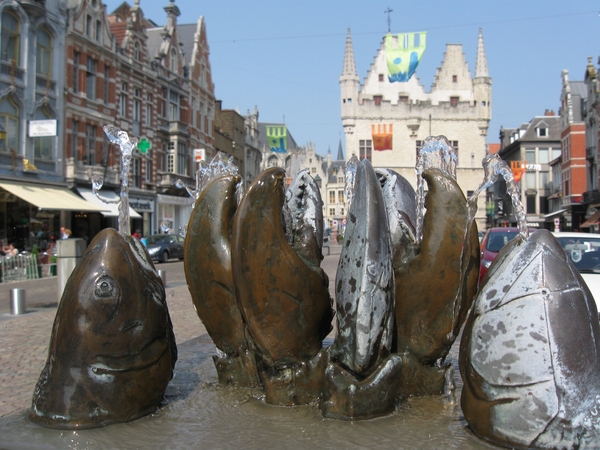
[452,75,457,83]
[0,98,19,152]
[73,51,80,93]
[86,15,92,38]
[132,156,141,188]
[536,127,547,137]
[134,42,140,61]
[552,147,561,160]
[338,176,344,183]
[329,191,335,203]
[145,157,152,182]
[166,141,176,173]
[526,172,536,190]
[36,28,52,76]
[399,95,408,104]
[526,148,536,164]
[379,74,384,82]
[311,167,316,174]
[1,11,20,64]
[538,148,549,164]
[71,120,78,158]
[338,190,344,204]
[133,87,141,134]
[169,90,179,121]
[85,124,96,165]
[539,171,549,189]
[539,196,548,215]
[146,94,152,126]
[359,139,372,162]
[86,58,97,99]
[191,97,197,128]
[329,208,335,216]
[95,20,102,41]
[33,107,53,160]
[526,195,536,214]
[450,96,459,107]
[119,82,127,116]
[177,141,187,175]
[374,95,382,106]
[103,64,110,103]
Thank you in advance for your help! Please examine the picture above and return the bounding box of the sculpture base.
[320,353,403,420]
[260,350,327,405]
[212,349,260,387]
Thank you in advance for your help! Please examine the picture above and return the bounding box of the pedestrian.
[133,229,142,240]
[7,243,18,257]
[61,227,72,239]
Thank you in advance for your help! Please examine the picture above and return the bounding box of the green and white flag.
[267,126,287,153]
[386,32,427,82]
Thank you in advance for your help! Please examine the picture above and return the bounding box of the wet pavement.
[0,242,344,419]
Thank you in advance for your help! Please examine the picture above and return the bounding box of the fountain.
[1,129,598,448]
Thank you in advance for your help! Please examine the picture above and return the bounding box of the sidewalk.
[0,243,343,419]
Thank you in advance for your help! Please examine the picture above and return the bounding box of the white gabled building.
[340,28,492,230]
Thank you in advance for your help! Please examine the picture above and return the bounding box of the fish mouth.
[92,335,169,374]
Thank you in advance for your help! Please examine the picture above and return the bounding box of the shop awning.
[78,188,142,218]
[0,181,108,212]
[581,211,600,228]
[543,209,568,220]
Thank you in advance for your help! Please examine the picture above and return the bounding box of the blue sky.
[103,0,599,155]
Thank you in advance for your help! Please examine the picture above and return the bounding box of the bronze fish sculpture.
[184,174,260,386]
[461,229,600,449]
[394,168,479,396]
[232,167,333,404]
[29,228,176,429]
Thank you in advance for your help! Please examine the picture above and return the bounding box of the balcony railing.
[65,159,119,185]
[0,60,25,81]
[35,74,56,92]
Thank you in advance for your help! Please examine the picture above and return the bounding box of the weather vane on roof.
[385,7,393,33]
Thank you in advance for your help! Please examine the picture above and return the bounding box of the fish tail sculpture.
[460,229,600,449]
[232,167,333,405]
[394,168,479,396]
[184,174,260,387]
[322,159,403,420]
[29,228,176,429]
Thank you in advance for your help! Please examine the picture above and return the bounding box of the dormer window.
[537,127,548,137]
[374,95,382,106]
[399,95,408,104]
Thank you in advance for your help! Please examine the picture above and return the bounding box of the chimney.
[544,109,555,116]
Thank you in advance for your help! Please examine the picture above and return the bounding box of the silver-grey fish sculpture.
[460,229,600,449]
[29,228,176,429]
[322,159,403,420]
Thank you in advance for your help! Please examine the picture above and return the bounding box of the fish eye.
[95,276,116,298]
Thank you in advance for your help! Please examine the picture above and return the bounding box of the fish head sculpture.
[29,228,176,429]
[460,229,600,448]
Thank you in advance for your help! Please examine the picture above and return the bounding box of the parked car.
[145,234,185,263]
[552,232,600,316]
[479,227,531,284]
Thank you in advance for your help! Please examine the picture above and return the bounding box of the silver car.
[553,232,600,317]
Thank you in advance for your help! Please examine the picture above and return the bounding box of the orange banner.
[510,160,526,183]
[372,124,393,151]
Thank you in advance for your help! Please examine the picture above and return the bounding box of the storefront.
[129,195,155,239]
[77,188,142,240]
[0,180,106,252]
[157,194,193,235]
